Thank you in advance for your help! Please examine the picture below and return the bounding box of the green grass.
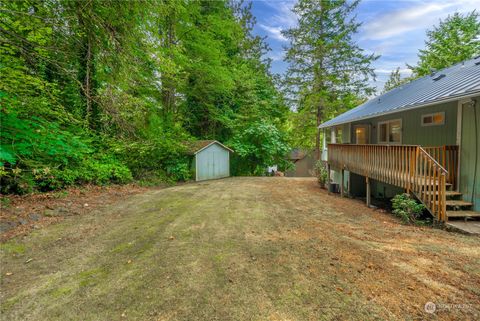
[0,242,26,255]
[1,178,479,321]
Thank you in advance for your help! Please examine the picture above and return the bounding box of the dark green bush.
[0,112,133,193]
[0,112,91,167]
[165,158,192,182]
[391,193,425,224]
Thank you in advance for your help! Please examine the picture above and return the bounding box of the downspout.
[470,99,478,204]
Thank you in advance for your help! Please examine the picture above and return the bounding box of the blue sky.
[250,0,479,92]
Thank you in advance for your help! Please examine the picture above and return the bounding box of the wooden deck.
[327,144,459,222]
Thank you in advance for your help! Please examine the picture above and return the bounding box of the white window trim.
[421,111,445,127]
[377,119,402,145]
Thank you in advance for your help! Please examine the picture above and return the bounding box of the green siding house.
[319,57,480,222]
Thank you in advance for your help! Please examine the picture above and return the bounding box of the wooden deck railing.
[423,145,459,189]
[327,144,457,222]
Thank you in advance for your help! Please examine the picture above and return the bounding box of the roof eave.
[318,90,480,129]
[194,141,234,154]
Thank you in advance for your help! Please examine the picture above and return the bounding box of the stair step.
[446,200,473,207]
[427,191,462,197]
[446,210,480,218]
[418,182,452,188]
[445,191,462,196]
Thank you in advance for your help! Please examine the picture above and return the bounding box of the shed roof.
[184,140,233,155]
[319,56,480,129]
[288,149,308,160]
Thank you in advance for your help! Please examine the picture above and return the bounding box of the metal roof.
[288,149,309,160]
[319,57,480,129]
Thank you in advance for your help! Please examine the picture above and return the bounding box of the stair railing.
[423,145,459,190]
[327,144,449,221]
[414,147,448,222]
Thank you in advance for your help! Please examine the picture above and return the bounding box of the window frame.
[377,119,402,145]
[335,127,343,144]
[421,112,445,127]
[354,124,370,144]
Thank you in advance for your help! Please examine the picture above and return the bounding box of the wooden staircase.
[426,182,479,220]
[327,144,478,222]
[423,146,479,221]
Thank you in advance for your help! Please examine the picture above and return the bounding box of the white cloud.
[362,2,450,40]
[375,68,412,75]
[362,0,480,40]
[257,1,298,43]
[263,1,298,28]
[267,50,285,62]
[259,24,288,42]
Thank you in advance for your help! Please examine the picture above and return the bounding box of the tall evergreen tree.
[410,11,480,77]
[283,0,377,159]
[382,67,410,93]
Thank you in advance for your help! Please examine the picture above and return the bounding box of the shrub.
[315,160,328,187]
[165,158,192,182]
[391,193,425,224]
[0,112,91,167]
[228,121,291,176]
[75,158,132,185]
[0,170,35,195]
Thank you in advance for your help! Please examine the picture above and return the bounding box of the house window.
[354,125,369,144]
[421,112,445,126]
[335,128,343,143]
[378,119,402,144]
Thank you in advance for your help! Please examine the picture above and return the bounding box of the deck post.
[341,169,345,197]
[366,176,371,207]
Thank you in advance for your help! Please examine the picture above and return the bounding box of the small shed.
[285,149,316,177]
[186,140,233,181]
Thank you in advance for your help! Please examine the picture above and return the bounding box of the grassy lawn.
[1,177,479,320]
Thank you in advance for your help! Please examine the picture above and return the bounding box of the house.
[285,149,316,177]
[185,140,233,181]
[319,57,480,222]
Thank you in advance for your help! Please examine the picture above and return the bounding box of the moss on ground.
[1,178,479,320]
[0,242,26,255]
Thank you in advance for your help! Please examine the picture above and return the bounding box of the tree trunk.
[85,36,92,126]
[315,105,322,161]
[161,15,176,116]
[77,1,95,129]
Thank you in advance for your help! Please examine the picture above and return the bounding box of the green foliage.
[283,0,377,157]
[315,160,328,187]
[0,0,291,194]
[410,11,480,77]
[165,159,192,182]
[228,121,291,175]
[0,112,91,167]
[382,67,412,93]
[391,193,425,224]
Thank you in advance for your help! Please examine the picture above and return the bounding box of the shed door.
[196,144,230,181]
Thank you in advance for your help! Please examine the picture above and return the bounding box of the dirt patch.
[0,184,154,241]
[1,177,479,320]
